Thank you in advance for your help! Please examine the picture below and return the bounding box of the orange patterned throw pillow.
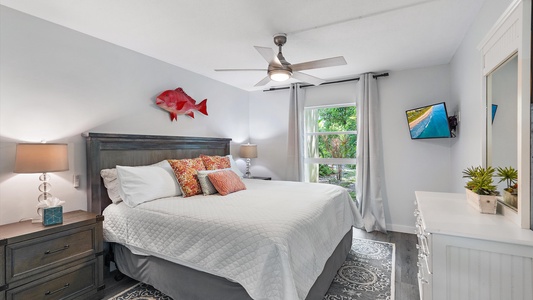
[207,170,246,196]
[200,154,231,170]
[168,158,206,197]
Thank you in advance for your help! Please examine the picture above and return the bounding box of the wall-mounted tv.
[492,104,498,123]
[406,102,452,139]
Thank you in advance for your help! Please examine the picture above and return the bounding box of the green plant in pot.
[496,166,518,209]
[462,166,499,214]
[462,166,498,195]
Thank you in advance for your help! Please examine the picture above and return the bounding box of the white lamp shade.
[240,144,258,158]
[14,143,69,173]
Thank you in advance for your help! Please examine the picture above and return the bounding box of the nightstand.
[249,176,272,180]
[0,210,104,300]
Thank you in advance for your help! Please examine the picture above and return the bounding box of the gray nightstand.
[0,210,104,299]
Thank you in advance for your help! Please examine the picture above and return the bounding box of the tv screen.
[492,104,498,123]
[406,102,451,139]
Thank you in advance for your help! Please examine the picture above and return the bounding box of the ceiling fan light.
[269,69,291,82]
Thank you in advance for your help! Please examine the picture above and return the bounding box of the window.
[304,105,357,201]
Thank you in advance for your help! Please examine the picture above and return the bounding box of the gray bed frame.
[84,132,352,300]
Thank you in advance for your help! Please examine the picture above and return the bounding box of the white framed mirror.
[479,0,531,229]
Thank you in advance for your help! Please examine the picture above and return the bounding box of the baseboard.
[386,223,416,234]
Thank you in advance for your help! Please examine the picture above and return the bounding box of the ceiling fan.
[215,33,347,87]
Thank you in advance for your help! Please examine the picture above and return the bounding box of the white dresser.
[415,191,533,300]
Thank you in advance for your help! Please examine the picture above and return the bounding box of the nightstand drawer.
[6,259,98,300]
[6,224,97,283]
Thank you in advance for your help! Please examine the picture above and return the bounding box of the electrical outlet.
[73,174,80,188]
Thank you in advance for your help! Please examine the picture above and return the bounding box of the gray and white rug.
[108,238,395,300]
[324,238,395,300]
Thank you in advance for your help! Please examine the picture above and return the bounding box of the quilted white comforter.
[103,179,363,300]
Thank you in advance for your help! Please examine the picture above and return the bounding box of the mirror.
[480,0,530,229]
[486,54,518,210]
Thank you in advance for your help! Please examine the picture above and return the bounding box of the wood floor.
[101,229,420,300]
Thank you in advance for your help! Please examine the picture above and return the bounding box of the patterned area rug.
[107,238,395,300]
[324,238,395,300]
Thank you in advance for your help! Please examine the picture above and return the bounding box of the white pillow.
[226,155,244,177]
[197,169,230,195]
[100,168,122,203]
[116,161,181,207]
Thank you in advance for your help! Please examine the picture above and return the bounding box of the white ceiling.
[1,0,486,91]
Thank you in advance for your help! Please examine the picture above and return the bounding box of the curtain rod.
[262,72,389,92]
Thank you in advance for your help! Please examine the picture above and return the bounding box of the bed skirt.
[113,227,353,300]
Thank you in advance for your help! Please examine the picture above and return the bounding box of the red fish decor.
[156,88,208,121]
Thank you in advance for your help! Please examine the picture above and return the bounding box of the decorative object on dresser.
[155,87,208,121]
[414,191,533,300]
[0,210,105,299]
[462,165,498,214]
[240,143,258,178]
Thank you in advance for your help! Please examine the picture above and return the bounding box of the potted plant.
[462,166,499,214]
[496,166,518,209]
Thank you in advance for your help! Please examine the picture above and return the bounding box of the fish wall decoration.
[156,87,208,121]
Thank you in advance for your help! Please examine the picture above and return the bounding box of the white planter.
[502,190,518,209]
[465,188,498,214]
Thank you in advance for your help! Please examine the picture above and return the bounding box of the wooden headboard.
[84,132,231,214]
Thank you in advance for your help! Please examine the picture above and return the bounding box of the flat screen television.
[492,104,498,123]
[406,102,452,139]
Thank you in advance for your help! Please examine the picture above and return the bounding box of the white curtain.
[356,74,387,232]
[286,83,305,181]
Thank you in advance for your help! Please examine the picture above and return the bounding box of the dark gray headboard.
[84,132,231,214]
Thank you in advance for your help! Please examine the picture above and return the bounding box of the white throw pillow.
[117,161,181,207]
[197,169,230,195]
[100,168,122,203]
[226,155,244,177]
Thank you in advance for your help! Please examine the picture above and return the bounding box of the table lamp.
[240,144,257,178]
[14,143,69,204]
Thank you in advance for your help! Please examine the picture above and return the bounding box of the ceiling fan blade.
[215,69,266,72]
[254,46,282,66]
[292,71,325,86]
[290,56,347,72]
[254,76,271,87]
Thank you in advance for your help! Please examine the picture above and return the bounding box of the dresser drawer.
[6,259,98,300]
[6,224,98,283]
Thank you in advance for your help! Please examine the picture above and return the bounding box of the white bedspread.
[103,179,363,300]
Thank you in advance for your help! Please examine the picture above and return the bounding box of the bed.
[85,132,363,300]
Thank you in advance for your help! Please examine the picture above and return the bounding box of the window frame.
[303,103,357,186]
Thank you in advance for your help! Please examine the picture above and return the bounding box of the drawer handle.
[45,283,70,296]
[44,245,70,255]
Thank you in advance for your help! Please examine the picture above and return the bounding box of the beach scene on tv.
[406,103,451,139]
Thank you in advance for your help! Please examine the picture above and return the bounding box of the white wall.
[0,7,250,225]
[248,88,292,180]
[379,65,452,232]
[449,0,515,192]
